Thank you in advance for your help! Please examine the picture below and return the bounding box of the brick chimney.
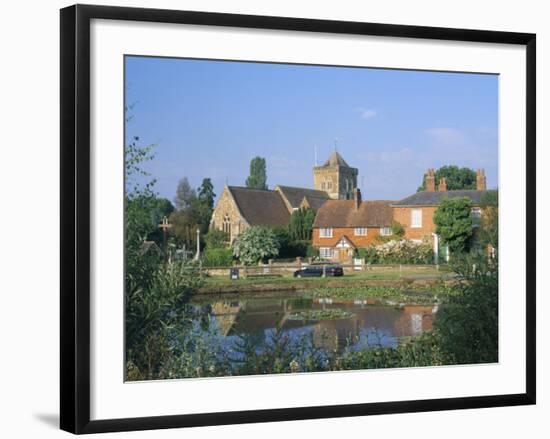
[438,176,447,192]
[476,169,487,190]
[425,169,436,192]
[354,188,362,210]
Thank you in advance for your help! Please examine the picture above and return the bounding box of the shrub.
[434,252,498,364]
[357,239,433,264]
[202,248,234,267]
[204,229,229,249]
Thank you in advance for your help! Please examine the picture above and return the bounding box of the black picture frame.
[60,4,536,434]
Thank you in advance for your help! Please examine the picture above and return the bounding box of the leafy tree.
[417,165,476,192]
[245,156,268,190]
[174,177,197,210]
[479,190,498,250]
[232,226,280,265]
[289,207,316,241]
[204,229,229,249]
[168,209,202,250]
[131,197,175,245]
[433,197,473,254]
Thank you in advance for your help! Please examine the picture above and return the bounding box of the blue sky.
[125,56,498,202]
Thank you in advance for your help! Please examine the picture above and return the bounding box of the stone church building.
[210,151,355,242]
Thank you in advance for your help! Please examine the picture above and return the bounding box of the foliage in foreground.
[127,248,498,380]
[433,252,498,364]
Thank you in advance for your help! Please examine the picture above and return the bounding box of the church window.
[222,214,231,236]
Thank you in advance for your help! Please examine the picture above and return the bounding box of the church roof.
[391,190,491,207]
[275,185,329,210]
[300,195,328,211]
[322,151,350,167]
[313,200,394,228]
[227,186,290,227]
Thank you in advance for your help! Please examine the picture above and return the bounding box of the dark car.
[293,264,344,278]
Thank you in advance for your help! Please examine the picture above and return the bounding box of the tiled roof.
[392,190,491,207]
[301,195,328,211]
[276,185,329,209]
[322,151,350,167]
[228,186,290,227]
[313,200,394,228]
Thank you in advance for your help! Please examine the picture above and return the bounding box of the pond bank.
[198,277,450,295]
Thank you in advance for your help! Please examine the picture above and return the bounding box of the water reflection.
[194,293,437,353]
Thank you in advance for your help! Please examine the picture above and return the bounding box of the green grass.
[202,267,448,287]
[302,284,456,304]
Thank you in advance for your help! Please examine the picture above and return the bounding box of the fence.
[199,258,440,279]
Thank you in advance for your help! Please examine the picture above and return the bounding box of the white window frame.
[354,227,367,236]
[411,208,423,228]
[320,247,333,258]
[380,227,392,236]
[319,227,333,238]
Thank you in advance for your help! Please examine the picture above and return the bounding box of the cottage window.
[222,214,231,236]
[320,247,333,258]
[380,227,392,236]
[411,209,422,228]
[319,227,333,238]
[354,227,367,236]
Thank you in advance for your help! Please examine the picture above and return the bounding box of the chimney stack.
[438,177,447,192]
[476,169,487,190]
[425,169,436,192]
[354,188,362,210]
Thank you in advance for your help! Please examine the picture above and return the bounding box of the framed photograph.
[60,4,536,434]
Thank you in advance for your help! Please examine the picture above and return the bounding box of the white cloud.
[357,108,378,120]
[425,127,464,145]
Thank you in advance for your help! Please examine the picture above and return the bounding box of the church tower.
[313,151,358,200]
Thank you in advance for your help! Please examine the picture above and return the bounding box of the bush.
[204,229,229,249]
[232,226,280,265]
[202,248,234,267]
[434,252,498,364]
[357,239,433,264]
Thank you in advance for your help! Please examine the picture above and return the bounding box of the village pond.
[190,291,438,356]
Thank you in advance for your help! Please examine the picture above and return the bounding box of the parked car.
[293,264,344,278]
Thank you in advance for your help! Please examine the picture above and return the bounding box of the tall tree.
[417,165,477,192]
[289,207,316,241]
[197,178,216,225]
[174,177,197,211]
[245,157,268,190]
[198,178,215,209]
[433,197,473,254]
